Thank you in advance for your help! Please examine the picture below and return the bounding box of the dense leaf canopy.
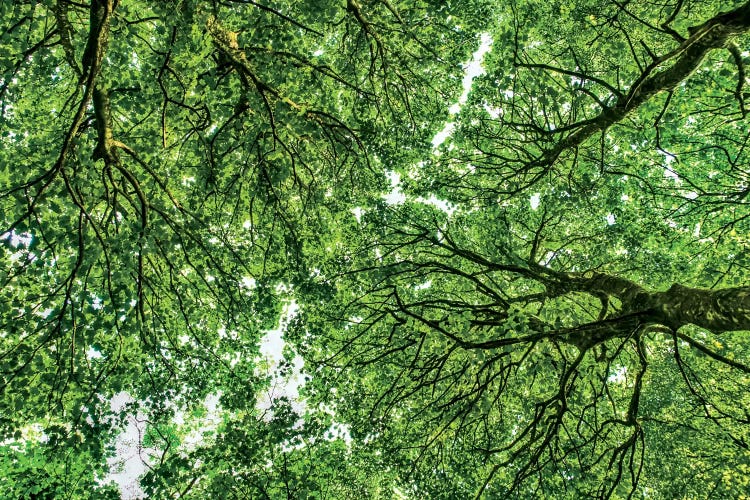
[2,0,750,498]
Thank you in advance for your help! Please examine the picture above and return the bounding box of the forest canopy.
[1,0,750,498]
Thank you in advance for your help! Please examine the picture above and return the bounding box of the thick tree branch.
[526,1,750,172]
[53,0,81,77]
[4,0,115,236]
[652,283,750,332]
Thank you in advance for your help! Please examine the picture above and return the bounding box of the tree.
[297,0,750,498]
[2,0,750,498]
[0,0,483,495]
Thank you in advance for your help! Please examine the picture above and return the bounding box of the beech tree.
[0,0,481,496]
[300,0,750,497]
[1,0,749,498]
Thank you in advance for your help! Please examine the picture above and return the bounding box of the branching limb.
[728,43,747,117]
[53,0,81,77]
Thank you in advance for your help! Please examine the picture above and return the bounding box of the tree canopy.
[2,0,750,498]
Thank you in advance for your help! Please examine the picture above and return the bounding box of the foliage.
[1,0,750,498]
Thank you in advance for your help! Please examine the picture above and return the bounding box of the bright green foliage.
[0,0,483,496]
[2,0,750,498]
[300,0,750,498]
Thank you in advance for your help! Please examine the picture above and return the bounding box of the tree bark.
[650,284,750,332]
[544,0,750,165]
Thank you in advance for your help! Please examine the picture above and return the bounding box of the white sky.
[387,33,493,210]
[432,33,493,148]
